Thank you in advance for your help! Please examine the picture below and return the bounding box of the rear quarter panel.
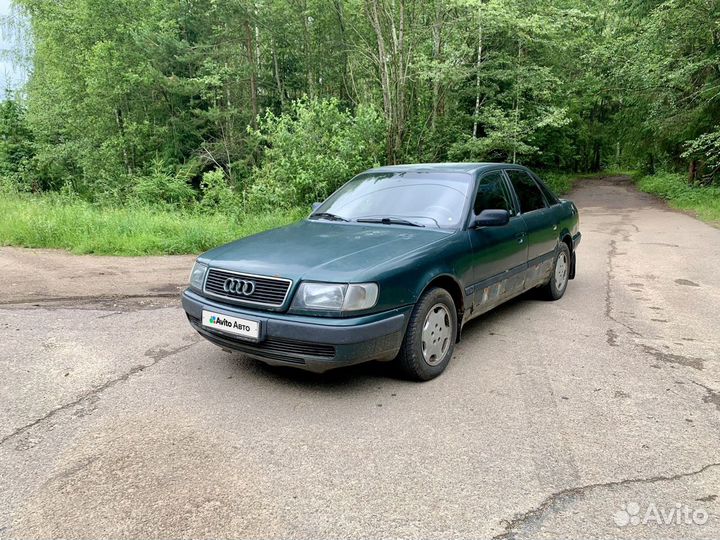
[556,199,579,244]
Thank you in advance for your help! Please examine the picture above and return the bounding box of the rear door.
[468,170,528,312]
[504,168,557,286]
[530,170,567,233]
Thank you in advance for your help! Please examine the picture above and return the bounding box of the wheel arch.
[418,273,465,342]
[559,230,575,279]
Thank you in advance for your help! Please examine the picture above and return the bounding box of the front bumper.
[182,289,411,372]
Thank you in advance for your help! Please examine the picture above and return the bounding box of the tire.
[395,287,457,381]
[542,243,571,300]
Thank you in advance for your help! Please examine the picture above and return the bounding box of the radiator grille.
[204,268,291,307]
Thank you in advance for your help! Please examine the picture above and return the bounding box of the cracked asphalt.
[1,176,719,539]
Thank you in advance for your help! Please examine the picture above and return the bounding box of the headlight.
[189,261,208,291]
[291,282,378,312]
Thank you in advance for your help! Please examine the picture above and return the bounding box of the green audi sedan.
[182,163,581,380]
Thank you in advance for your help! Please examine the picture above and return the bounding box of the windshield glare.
[313,172,471,229]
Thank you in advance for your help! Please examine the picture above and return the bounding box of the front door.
[468,170,528,313]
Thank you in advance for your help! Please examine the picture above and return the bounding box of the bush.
[636,172,720,223]
[682,128,720,184]
[199,168,242,214]
[0,99,35,192]
[132,158,196,208]
[248,98,385,210]
[0,175,17,195]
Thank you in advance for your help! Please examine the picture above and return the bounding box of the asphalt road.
[1,176,719,539]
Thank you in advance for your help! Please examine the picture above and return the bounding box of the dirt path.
[1,247,193,307]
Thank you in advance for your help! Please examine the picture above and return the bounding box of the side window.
[532,173,559,205]
[474,171,514,215]
[506,170,547,213]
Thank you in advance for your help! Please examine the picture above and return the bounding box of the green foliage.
[248,99,385,209]
[0,191,304,255]
[0,100,34,189]
[682,128,720,184]
[132,158,196,208]
[540,172,580,196]
[199,168,242,214]
[7,0,640,201]
[636,172,720,224]
[0,175,18,195]
[609,0,720,173]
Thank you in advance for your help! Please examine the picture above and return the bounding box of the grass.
[634,172,720,224]
[8,168,711,256]
[0,191,305,255]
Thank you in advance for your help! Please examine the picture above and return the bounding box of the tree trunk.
[333,0,352,104]
[392,0,407,162]
[244,20,259,129]
[366,0,410,164]
[431,0,443,130]
[512,40,521,163]
[593,142,601,171]
[472,7,483,138]
[367,0,394,162]
[115,108,132,175]
[300,0,315,97]
[271,37,285,109]
[615,141,620,167]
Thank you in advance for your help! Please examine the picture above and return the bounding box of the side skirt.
[461,250,556,327]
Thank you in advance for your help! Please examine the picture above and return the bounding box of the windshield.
[312,172,471,229]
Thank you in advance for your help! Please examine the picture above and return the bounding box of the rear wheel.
[542,243,571,300]
[395,287,457,381]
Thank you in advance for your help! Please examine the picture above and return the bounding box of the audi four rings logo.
[223,278,256,296]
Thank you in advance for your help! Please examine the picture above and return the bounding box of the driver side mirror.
[311,202,322,212]
[472,209,510,228]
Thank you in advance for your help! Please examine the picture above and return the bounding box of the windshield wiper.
[310,212,350,222]
[356,217,425,227]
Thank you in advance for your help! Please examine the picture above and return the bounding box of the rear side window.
[506,170,547,213]
[474,171,514,215]
[532,173,559,205]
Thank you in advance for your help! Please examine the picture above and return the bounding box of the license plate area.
[201,310,261,342]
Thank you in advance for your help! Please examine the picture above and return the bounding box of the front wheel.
[542,243,571,300]
[395,287,457,381]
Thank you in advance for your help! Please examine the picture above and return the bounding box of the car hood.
[200,220,450,282]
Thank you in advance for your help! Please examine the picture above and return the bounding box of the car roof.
[364,162,525,176]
